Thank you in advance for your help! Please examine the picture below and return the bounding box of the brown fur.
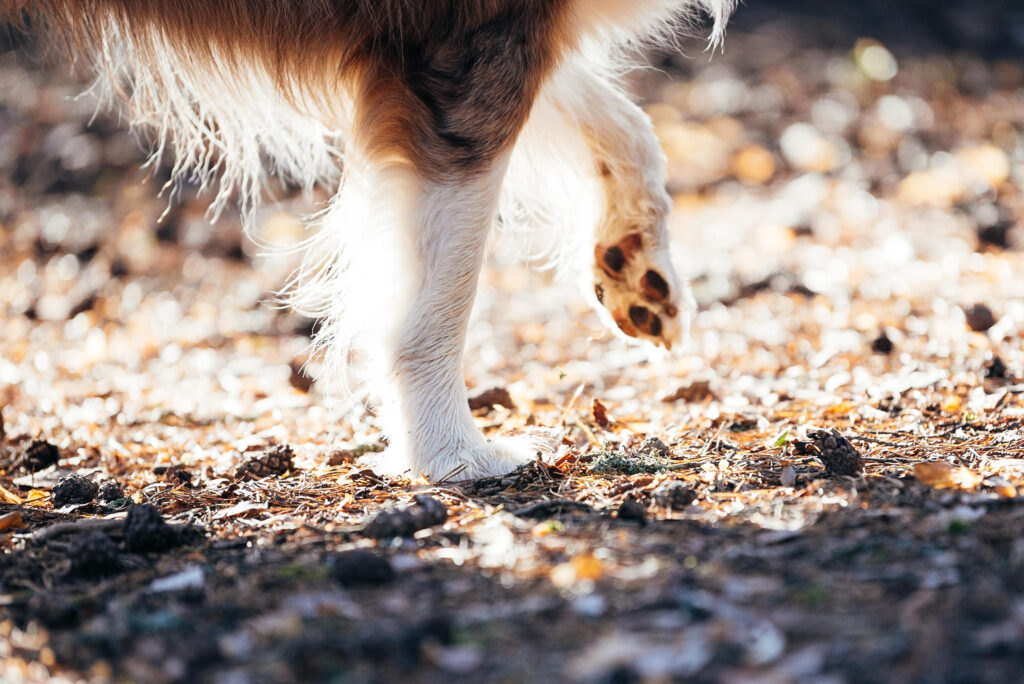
[4,1,573,176]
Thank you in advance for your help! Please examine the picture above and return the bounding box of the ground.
[2,4,1024,683]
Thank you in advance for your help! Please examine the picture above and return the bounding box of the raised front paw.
[592,231,690,348]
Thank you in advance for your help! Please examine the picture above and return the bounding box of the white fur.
[80,1,734,480]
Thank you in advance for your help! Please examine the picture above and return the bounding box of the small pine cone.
[98,480,125,503]
[638,437,671,459]
[617,497,647,523]
[652,481,697,510]
[51,475,98,508]
[68,531,120,576]
[234,444,295,480]
[124,504,179,552]
[363,495,448,538]
[23,440,61,470]
[809,429,864,476]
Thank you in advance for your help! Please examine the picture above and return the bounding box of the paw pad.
[592,232,681,348]
[641,269,669,302]
[628,305,663,337]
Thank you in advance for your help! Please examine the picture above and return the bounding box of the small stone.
[68,531,120,576]
[638,437,670,460]
[964,304,997,332]
[977,221,1013,249]
[97,480,125,502]
[51,475,98,508]
[616,497,646,523]
[652,481,697,510]
[780,464,798,487]
[156,464,192,487]
[870,332,894,354]
[123,504,179,553]
[985,356,1008,380]
[328,550,395,585]
[23,440,61,471]
[808,429,864,476]
[234,444,295,480]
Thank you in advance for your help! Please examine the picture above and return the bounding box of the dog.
[3,1,734,481]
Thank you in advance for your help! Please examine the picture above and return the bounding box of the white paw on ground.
[359,430,560,483]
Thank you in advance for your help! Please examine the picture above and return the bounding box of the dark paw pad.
[641,270,669,302]
[628,306,663,337]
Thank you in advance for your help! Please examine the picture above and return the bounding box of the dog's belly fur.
[3,0,734,480]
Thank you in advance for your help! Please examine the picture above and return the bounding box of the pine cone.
[234,444,295,480]
[98,480,125,503]
[124,504,179,552]
[809,429,864,476]
[51,475,98,508]
[617,497,647,523]
[363,495,448,538]
[652,481,697,510]
[68,531,120,576]
[638,437,670,459]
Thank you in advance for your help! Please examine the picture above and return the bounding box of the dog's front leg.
[354,10,569,481]
[371,158,544,482]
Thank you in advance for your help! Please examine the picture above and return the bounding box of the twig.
[847,435,908,448]
[558,383,586,427]
[26,517,124,544]
[512,499,593,518]
[433,463,469,486]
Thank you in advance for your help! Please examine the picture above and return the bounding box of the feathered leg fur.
[554,60,693,347]
[2,0,736,482]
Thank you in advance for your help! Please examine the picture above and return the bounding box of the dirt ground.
[2,4,1024,683]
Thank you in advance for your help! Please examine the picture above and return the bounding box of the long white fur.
[80,0,735,480]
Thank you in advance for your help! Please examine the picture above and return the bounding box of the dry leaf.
[592,398,611,428]
[662,380,714,403]
[551,554,606,588]
[780,463,797,487]
[994,484,1017,498]
[0,511,23,532]
[0,484,23,505]
[914,462,983,490]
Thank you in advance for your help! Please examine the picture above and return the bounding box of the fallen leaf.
[780,464,797,487]
[994,484,1017,498]
[662,380,714,403]
[592,398,611,428]
[825,400,856,416]
[914,462,983,490]
[0,484,23,505]
[213,500,269,520]
[25,489,49,507]
[0,511,23,531]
